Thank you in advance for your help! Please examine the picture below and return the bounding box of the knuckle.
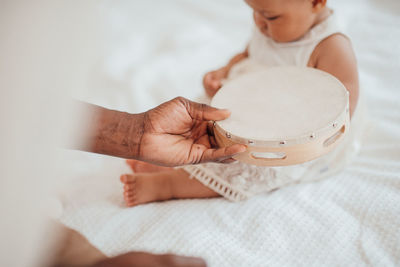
[174,96,189,108]
[174,96,185,102]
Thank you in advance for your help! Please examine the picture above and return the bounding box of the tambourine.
[211,66,350,166]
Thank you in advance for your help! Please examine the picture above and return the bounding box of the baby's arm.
[224,49,249,73]
[203,48,248,97]
[309,34,359,117]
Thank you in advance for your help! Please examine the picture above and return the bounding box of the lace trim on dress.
[184,165,250,201]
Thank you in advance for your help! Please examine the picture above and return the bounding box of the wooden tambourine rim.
[213,116,349,166]
[213,102,349,148]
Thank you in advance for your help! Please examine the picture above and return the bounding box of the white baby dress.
[182,12,365,201]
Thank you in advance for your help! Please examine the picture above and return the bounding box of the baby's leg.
[120,169,220,207]
[126,159,172,173]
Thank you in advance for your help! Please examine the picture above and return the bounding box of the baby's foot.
[120,173,173,207]
[126,159,172,173]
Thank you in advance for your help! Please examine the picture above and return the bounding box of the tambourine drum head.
[211,67,350,166]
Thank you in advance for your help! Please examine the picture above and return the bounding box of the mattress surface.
[59,0,400,266]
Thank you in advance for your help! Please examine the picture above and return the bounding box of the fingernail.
[236,145,247,153]
[220,109,231,113]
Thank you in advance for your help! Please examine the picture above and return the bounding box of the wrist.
[88,105,145,159]
[220,66,230,77]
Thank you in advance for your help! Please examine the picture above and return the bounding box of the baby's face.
[245,0,322,42]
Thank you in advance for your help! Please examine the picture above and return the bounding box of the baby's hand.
[203,67,228,97]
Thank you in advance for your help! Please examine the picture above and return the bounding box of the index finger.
[179,97,232,121]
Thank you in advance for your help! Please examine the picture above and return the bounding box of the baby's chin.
[265,31,304,43]
[257,26,306,43]
[258,27,271,38]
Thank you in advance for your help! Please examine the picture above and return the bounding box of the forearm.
[73,101,145,159]
[223,48,249,72]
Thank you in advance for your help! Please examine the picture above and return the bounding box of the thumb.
[200,144,247,163]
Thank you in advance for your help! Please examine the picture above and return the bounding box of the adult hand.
[83,97,246,166]
[139,97,246,166]
[92,252,207,267]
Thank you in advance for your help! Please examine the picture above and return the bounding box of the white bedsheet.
[59,0,400,266]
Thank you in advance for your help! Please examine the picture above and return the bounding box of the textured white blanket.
[59,0,400,266]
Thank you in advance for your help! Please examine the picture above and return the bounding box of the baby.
[120,0,359,206]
